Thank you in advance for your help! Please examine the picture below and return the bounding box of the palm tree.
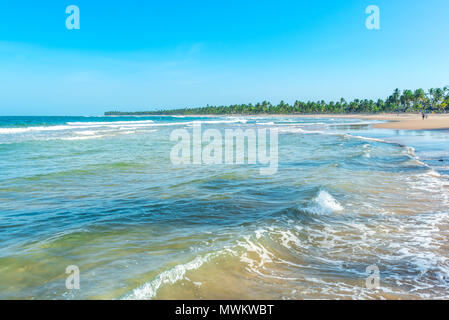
[392,89,401,105]
[413,88,426,111]
[400,90,414,111]
[434,88,445,112]
[428,88,436,111]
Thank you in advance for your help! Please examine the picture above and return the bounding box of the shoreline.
[106,113,449,131]
[272,113,449,130]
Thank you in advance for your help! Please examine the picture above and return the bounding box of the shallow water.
[0,116,448,299]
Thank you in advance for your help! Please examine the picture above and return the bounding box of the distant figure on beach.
[422,112,425,120]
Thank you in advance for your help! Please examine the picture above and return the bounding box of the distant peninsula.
[105,87,448,116]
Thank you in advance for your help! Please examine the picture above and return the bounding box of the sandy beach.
[370,114,449,130]
[242,113,449,130]
[290,113,449,130]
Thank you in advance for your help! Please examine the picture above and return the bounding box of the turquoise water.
[0,116,449,299]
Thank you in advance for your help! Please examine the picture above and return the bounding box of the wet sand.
[255,113,449,130]
[370,114,449,130]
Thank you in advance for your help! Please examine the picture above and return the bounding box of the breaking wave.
[305,190,344,215]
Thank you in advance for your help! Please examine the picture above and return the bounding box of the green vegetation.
[105,87,449,115]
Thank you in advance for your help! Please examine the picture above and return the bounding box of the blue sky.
[0,0,448,115]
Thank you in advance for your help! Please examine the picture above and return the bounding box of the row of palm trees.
[386,87,448,113]
[105,87,449,115]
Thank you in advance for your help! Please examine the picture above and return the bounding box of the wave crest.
[305,190,344,215]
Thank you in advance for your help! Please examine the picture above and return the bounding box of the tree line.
[105,87,449,115]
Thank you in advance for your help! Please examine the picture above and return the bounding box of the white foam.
[343,134,394,144]
[191,119,248,125]
[238,235,275,273]
[123,252,220,300]
[278,127,323,134]
[331,121,376,126]
[305,190,344,215]
[0,125,85,134]
[61,135,107,141]
[0,119,248,136]
[76,130,98,135]
[67,120,155,126]
[256,122,275,125]
[226,117,248,124]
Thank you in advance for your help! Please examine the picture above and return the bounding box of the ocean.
[0,115,448,299]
